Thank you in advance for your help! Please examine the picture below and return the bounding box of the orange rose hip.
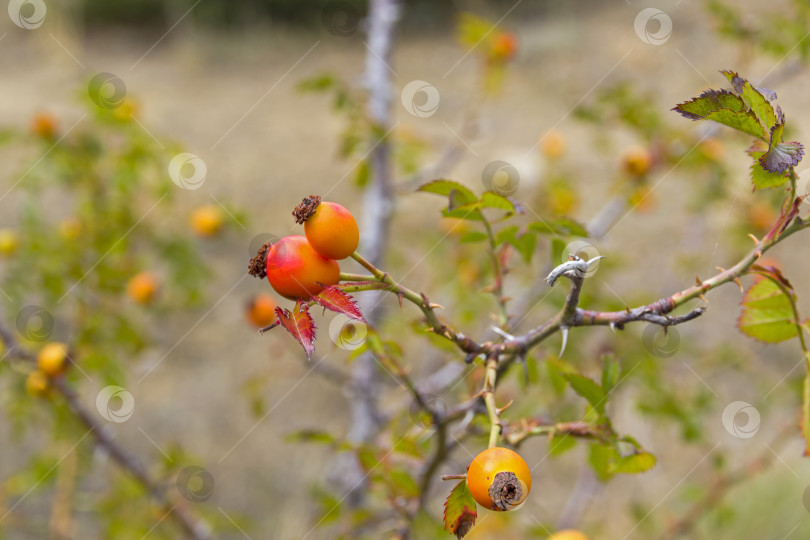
[293,195,359,260]
[466,447,531,511]
[264,235,339,300]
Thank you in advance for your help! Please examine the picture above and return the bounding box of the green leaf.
[297,73,336,93]
[703,108,768,140]
[673,88,747,120]
[738,278,799,343]
[419,180,483,221]
[459,231,488,244]
[546,357,571,395]
[528,218,589,237]
[721,70,777,131]
[479,191,522,214]
[285,430,336,445]
[588,443,617,482]
[354,159,370,187]
[389,467,420,498]
[601,354,620,393]
[565,373,607,415]
[418,179,477,204]
[496,225,536,263]
[749,151,788,190]
[444,480,477,538]
[495,225,519,246]
[609,451,656,474]
[549,433,577,456]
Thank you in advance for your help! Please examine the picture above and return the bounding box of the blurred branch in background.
[334,0,401,509]
[0,323,213,540]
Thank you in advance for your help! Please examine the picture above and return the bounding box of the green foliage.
[0,92,239,536]
[737,276,802,343]
[674,70,804,189]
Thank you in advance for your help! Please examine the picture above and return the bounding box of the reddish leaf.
[759,121,804,175]
[275,302,316,360]
[444,480,477,538]
[313,285,366,322]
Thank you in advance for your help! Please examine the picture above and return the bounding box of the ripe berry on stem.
[37,342,70,377]
[293,195,359,260]
[466,447,531,511]
[255,235,340,300]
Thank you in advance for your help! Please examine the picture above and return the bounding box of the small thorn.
[698,294,708,302]
[428,302,444,310]
[748,233,760,245]
[609,322,616,333]
[715,266,726,273]
[695,274,703,286]
[559,326,569,357]
[491,326,516,341]
[733,277,744,292]
[397,292,404,308]
[625,306,632,314]
[754,250,763,260]
[496,400,514,415]
[258,322,279,334]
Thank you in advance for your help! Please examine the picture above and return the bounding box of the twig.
[0,324,212,539]
[658,423,795,540]
[50,377,213,540]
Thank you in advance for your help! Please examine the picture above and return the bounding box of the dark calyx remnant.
[488,471,523,511]
[248,241,272,279]
[292,195,322,224]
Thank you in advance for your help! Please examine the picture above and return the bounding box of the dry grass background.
[3,1,810,538]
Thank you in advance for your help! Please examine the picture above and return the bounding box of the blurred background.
[2,0,810,538]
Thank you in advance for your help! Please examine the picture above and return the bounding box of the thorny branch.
[338,195,810,511]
